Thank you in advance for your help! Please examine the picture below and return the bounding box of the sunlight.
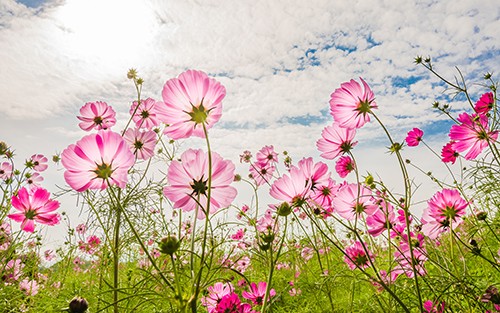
[53,0,158,71]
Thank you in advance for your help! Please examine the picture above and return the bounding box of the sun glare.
[53,0,158,71]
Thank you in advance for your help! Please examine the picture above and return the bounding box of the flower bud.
[159,235,180,255]
[69,296,88,313]
[277,202,292,217]
[476,211,487,221]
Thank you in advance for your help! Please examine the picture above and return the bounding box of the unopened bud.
[69,296,88,313]
[159,236,180,255]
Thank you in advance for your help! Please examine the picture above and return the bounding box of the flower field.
[1,58,500,313]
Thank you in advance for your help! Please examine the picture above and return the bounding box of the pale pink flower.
[344,241,374,270]
[449,112,498,160]
[123,128,157,160]
[61,130,135,192]
[19,279,39,296]
[270,166,311,207]
[76,223,87,234]
[333,183,377,220]
[474,92,494,114]
[8,187,60,232]
[235,256,251,273]
[0,222,11,251]
[309,178,337,215]
[317,122,357,160]
[161,70,226,140]
[256,145,278,166]
[329,77,377,129]
[0,162,12,180]
[25,172,43,188]
[298,157,330,192]
[405,128,424,147]
[249,162,275,186]
[441,141,459,164]
[392,241,427,279]
[44,250,56,261]
[242,281,276,306]
[335,155,355,178]
[366,202,396,237]
[163,149,237,219]
[27,154,48,172]
[421,189,468,239]
[256,211,277,234]
[4,259,24,282]
[77,101,116,131]
[289,288,302,296]
[301,247,314,262]
[130,97,168,130]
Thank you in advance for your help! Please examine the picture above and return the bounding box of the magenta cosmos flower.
[333,183,377,220]
[242,281,276,306]
[335,155,355,178]
[449,112,498,160]
[163,149,237,219]
[344,241,374,270]
[317,122,357,160]
[8,187,60,232]
[421,188,468,239]
[130,97,168,130]
[77,101,116,131]
[474,92,494,114]
[123,128,157,160]
[329,77,377,129]
[441,141,459,164]
[61,130,135,192]
[405,128,424,147]
[161,70,226,140]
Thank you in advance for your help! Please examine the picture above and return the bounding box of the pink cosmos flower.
[27,154,48,172]
[201,282,234,313]
[123,128,157,160]
[441,141,459,164]
[474,92,494,114]
[269,166,311,207]
[61,130,135,192]
[256,145,278,166]
[0,162,12,180]
[249,162,275,186]
[130,97,168,130]
[449,112,498,160]
[405,128,424,147]
[235,256,251,273]
[309,178,338,215]
[317,122,357,160]
[76,223,87,234]
[8,187,60,232]
[44,249,56,261]
[0,222,11,251]
[329,77,377,129]
[25,172,43,188]
[298,157,330,192]
[242,281,276,306]
[239,150,252,163]
[161,70,226,140]
[332,183,377,220]
[423,300,445,313]
[163,149,237,219]
[4,259,24,283]
[344,241,374,270]
[77,101,116,131]
[421,189,468,239]
[392,240,427,279]
[214,293,245,313]
[335,155,355,178]
[366,201,396,237]
[231,228,245,240]
[19,278,39,296]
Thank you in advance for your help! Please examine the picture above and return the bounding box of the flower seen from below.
[77,101,116,131]
[344,241,374,270]
[441,141,459,164]
[0,162,12,180]
[317,122,357,160]
[335,155,355,178]
[163,149,237,219]
[61,130,135,192]
[329,77,377,129]
[333,183,377,220]
[8,187,60,233]
[123,128,157,160]
[405,128,424,147]
[130,97,168,130]
[26,154,48,172]
[161,70,226,139]
[242,281,276,305]
[474,92,494,114]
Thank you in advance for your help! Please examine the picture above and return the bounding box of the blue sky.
[0,0,499,245]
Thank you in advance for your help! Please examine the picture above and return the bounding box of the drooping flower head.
[77,101,116,131]
[344,241,374,270]
[474,92,494,114]
[8,187,60,232]
[405,128,424,147]
[449,112,498,160]
[161,70,226,139]
[441,141,459,164]
[317,122,357,160]
[329,77,377,129]
[61,130,135,192]
[163,149,237,219]
[123,128,157,160]
[421,188,468,239]
[130,97,168,130]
